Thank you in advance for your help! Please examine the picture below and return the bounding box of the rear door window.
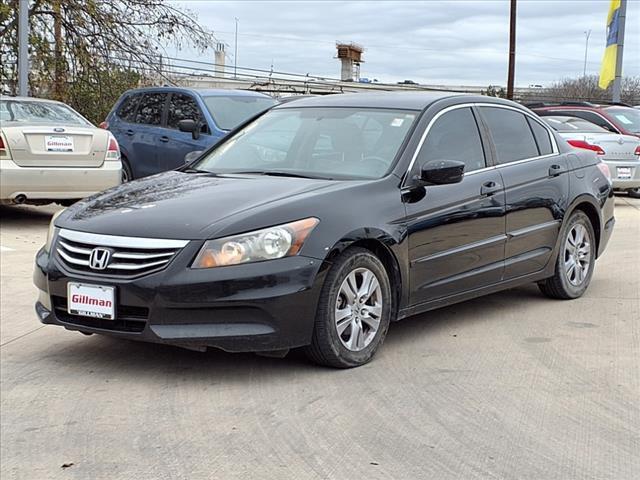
[116,94,141,122]
[526,117,554,156]
[134,93,167,126]
[167,93,208,133]
[480,107,539,164]
[416,107,486,173]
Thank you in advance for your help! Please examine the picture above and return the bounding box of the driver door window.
[415,107,486,174]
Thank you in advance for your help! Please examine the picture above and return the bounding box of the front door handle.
[125,129,134,136]
[481,181,502,196]
[159,136,170,143]
[548,164,566,177]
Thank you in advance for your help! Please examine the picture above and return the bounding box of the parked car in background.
[103,88,277,181]
[0,96,121,206]
[542,115,640,198]
[35,93,615,368]
[532,103,640,138]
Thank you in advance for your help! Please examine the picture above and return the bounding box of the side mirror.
[419,160,465,185]
[184,150,204,164]
[178,119,200,140]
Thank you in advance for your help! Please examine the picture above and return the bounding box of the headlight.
[192,217,319,268]
[44,209,64,253]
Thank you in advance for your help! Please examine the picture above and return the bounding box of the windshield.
[606,107,640,133]
[543,117,608,133]
[194,107,418,180]
[0,100,91,126]
[202,95,277,131]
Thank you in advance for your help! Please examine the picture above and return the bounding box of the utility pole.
[612,0,627,103]
[583,30,591,77]
[53,0,63,100]
[506,0,517,100]
[17,0,29,96]
[234,17,239,79]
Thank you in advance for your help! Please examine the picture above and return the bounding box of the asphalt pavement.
[1,196,638,480]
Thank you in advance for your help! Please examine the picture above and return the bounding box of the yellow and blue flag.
[599,0,622,89]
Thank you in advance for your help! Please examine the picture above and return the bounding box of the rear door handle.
[159,136,170,143]
[548,164,566,177]
[481,181,502,196]
[125,129,134,136]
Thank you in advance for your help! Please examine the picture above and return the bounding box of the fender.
[322,226,410,313]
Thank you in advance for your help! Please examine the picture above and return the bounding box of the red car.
[532,103,640,138]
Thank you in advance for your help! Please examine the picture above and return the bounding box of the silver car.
[543,115,640,198]
[0,96,121,205]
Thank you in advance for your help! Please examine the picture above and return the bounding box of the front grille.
[55,229,189,278]
[52,296,148,333]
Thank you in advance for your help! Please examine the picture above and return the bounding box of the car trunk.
[2,126,106,167]
[584,133,640,161]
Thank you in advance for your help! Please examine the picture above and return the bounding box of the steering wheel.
[361,156,390,175]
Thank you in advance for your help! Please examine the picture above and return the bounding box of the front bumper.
[603,159,640,190]
[0,159,121,202]
[34,245,326,352]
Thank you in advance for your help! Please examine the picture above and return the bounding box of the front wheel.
[305,247,393,368]
[538,211,596,299]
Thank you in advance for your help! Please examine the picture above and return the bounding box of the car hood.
[56,171,345,240]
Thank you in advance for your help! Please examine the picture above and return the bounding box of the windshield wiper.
[182,167,215,174]
[227,170,330,180]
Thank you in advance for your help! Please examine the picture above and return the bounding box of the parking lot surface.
[1,196,639,480]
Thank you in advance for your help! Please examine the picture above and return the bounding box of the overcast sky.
[171,0,640,86]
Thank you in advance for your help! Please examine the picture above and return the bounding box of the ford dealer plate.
[67,283,115,320]
[45,135,74,152]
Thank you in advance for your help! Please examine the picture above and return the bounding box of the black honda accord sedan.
[34,92,615,367]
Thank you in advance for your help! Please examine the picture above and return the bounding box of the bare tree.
[520,75,640,105]
[0,0,214,123]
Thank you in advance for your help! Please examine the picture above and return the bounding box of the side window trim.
[402,102,559,186]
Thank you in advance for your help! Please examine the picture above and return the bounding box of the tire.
[628,188,640,199]
[305,247,393,368]
[121,158,133,183]
[538,211,596,299]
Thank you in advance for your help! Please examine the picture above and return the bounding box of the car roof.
[122,87,273,99]
[273,91,515,111]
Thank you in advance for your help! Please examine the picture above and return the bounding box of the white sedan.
[0,96,121,205]
[543,115,640,198]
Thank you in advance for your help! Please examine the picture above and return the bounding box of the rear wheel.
[121,158,133,183]
[305,247,392,368]
[538,211,596,299]
[628,187,640,199]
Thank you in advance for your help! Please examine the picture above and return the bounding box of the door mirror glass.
[178,119,200,139]
[420,160,465,185]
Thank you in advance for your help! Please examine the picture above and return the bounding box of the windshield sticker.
[615,115,633,125]
[391,118,405,127]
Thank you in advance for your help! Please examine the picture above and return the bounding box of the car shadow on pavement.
[0,204,60,227]
[41,283,546,379]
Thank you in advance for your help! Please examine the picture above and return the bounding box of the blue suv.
[103,87,277,181]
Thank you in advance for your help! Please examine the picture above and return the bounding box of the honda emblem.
[89,248,112,270]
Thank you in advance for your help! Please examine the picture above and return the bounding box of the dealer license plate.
[617,167,632,180]
[45,135,74,152]
[67,283,115,320]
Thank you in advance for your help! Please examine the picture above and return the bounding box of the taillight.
[597,162,612,182]
[0,133,11,159]
[105,135,120,161]
[99,121,109,129]
[567,139,605,155]
[634,145,640,156]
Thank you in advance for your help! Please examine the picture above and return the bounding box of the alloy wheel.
[335,267,383,351]
[564,223,592,286]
